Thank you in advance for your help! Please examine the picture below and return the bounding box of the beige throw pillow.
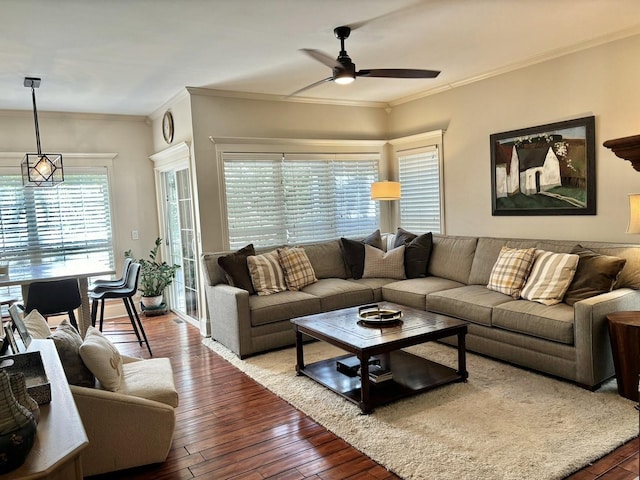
[520,250,579,305]
[79,326,123,391]
[277,247,318,291]
[247,250,288,296]
[22,309,51,339]
[487,247,536,299]
[362,244,406,279]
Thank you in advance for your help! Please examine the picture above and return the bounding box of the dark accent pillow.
[404,232,433,279]
[217,244,256,294]
[49,319,95,387]
[393,227,418,249]
[340,230,383,279]
[563,245,627,306]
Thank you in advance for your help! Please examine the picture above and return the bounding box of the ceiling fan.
[290,25,440,97]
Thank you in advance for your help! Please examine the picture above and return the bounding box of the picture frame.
[490,116,596,216]
[4,324,19,354]
[9,304,31,349]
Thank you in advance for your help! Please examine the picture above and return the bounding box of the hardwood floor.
[91,312,638,480]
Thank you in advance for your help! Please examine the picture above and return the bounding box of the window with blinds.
[223,153,379,249]
[0,169,114,267]
[398,146,442,233]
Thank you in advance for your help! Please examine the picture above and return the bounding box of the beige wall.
[0,110,157,262]
[186,92,388,252]
[388,33,640,242]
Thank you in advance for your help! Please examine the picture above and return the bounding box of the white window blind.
[398,146,442,233]
[0,169,114,266]
[223,153,379,249]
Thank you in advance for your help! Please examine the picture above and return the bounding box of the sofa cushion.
[217,244,256,294]
[520,250,579,305]
[118,358,179,408]
[339,230,383,279]
[487,247,536,299]
[302,278,374,311]
[492,300,574,345]
[362,244,406,279]
[427,285,514,327]
[302,240,348,279]
[564,246,627,306]
[382,277,465,310]
[277,247,318,291]
[428,235,477,284]
[49,319,95,387]
[249,290,321,326]
[347,278,396,302]
[247,250,288,296]
[79,326,123,391]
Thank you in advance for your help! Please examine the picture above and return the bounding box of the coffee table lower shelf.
[298,350,464,412]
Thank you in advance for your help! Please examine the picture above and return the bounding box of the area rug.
[203,338,638,480]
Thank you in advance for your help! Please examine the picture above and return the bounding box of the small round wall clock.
[162,110,174,144]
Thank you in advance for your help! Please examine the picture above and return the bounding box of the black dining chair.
[90,257,132,292]
[24,278,82,330]
[90,262,152,356]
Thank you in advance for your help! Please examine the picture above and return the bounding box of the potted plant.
[125,237,180,309]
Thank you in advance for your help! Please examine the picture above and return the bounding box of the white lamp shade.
[627,194,640,233]
[371,181,401,200]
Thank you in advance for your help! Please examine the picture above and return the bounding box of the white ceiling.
[3,0,640,116]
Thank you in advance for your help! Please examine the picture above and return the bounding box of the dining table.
[0,260,115,336]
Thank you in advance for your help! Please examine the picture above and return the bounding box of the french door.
[151,142,200,326]
[162,168,198,321]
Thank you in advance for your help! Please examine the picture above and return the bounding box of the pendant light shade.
[21,77,63,187]
[627,194,640,234]
[371,181,401,200]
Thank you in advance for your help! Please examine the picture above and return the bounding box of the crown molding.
[186,87,387,109]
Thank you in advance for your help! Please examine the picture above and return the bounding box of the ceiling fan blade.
[300,49,341,69]
[285,76,334,98]
[357,68,441,79]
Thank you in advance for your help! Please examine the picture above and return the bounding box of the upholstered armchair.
[70,355,179,476]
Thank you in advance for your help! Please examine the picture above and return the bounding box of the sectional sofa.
[201,233,640,389]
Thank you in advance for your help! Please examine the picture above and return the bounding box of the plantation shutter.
[398,146,442,233]
[0,168,114,266]
[223,152,379,249]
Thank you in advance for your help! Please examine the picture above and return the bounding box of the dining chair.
[24,278,82,330]
[90,257,132,292]
[89,262,152,356]
[0,297,17,320]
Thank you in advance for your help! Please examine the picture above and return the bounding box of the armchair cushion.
[117,357,179,407]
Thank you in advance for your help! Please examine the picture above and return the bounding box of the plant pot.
[141,295,163,308]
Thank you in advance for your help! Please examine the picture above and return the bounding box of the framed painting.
[490,116,595,216]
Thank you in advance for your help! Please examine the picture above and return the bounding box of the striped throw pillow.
[520,250,579,305]
[487,247,536,298]
[277,247,318,291]
[247,250,287,296]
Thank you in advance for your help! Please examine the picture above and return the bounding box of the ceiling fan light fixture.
[334,73,355,85]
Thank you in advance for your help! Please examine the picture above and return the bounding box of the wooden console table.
[0,339,88,479]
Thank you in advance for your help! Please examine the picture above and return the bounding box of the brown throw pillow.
[217,244,256,294]
[340,230,383,279]
[49,319,95,387]
[404,232,433,279]
[564,245,627,306]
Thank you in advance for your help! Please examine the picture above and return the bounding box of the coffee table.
[291,302,468,413]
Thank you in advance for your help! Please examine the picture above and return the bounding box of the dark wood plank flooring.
[91,312,638,480]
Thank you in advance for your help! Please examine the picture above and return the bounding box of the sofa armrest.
[573,288,640,387]
[71,385,176,476]
[206,284,252,357]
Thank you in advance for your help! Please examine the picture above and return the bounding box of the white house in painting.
[495,144,561,197]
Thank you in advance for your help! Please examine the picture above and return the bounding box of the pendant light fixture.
[21,77,63,187]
